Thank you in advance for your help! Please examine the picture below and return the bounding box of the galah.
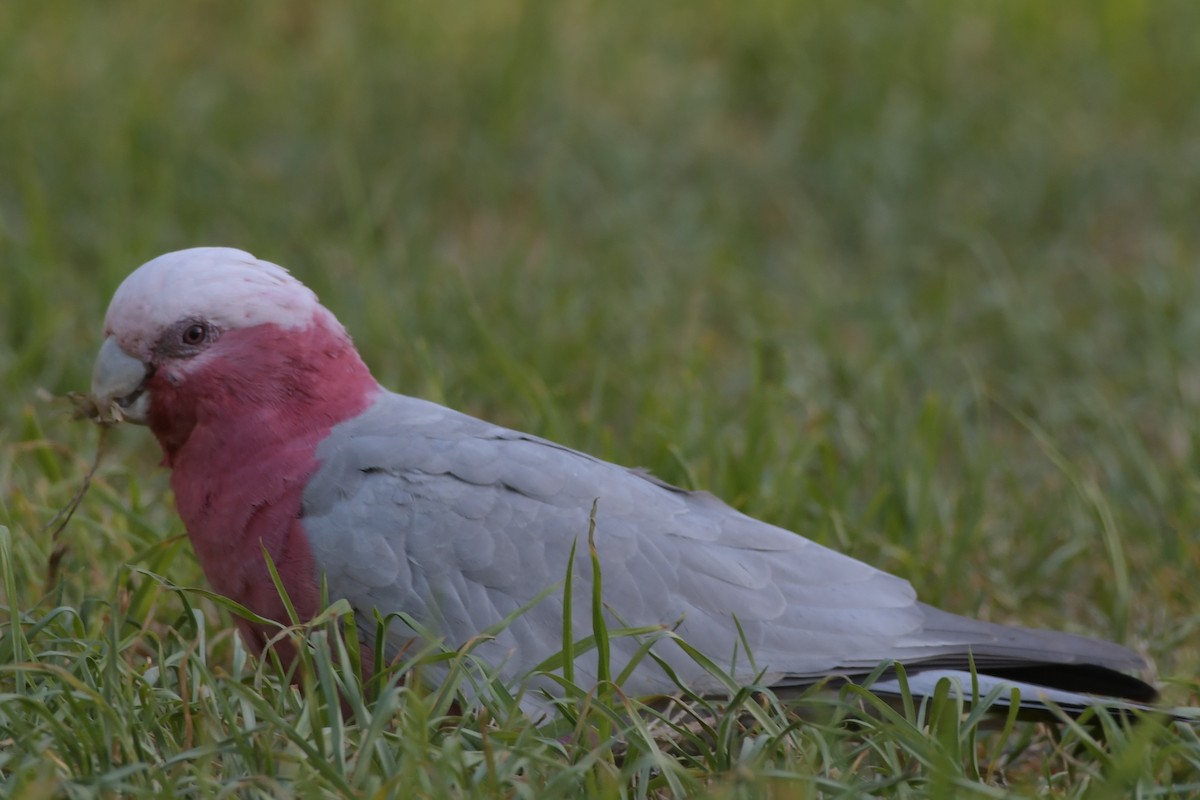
[89,247,1157,716]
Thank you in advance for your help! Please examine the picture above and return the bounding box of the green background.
[2,2,1199,796]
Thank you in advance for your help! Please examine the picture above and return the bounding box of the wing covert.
[300,392,938,698]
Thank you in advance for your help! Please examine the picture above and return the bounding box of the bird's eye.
[182,324,207,346]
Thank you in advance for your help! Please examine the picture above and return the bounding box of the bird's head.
[91,247,375,460]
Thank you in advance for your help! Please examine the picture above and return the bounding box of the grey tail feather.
[861,669,1165,723]
[900,603,1159,707]
[915,603,1149,672]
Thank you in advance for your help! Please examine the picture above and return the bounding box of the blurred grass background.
[3,1,1200,795]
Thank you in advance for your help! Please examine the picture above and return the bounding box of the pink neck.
[145,316,378,625]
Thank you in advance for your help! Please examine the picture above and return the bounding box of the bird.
[88,246,1158,718]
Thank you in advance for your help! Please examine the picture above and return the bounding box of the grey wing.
[301,391,1146,702]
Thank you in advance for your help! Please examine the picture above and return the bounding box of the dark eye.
[182,324,207,346]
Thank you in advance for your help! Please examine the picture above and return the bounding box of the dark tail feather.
[982,663,1157,704]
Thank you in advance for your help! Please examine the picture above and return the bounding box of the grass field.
[3,1,1200,796]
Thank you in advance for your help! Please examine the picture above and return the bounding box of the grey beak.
[91,337,151,424]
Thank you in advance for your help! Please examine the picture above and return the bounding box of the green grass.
[3,0,1200,795]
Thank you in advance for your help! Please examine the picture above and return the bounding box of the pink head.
[102,247,332,354]
[92,247,378,462]
[92,248,382,650]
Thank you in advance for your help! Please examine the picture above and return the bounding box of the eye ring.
[182,323,207,346]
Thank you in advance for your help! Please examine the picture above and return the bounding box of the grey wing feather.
[301,391,1147,703]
